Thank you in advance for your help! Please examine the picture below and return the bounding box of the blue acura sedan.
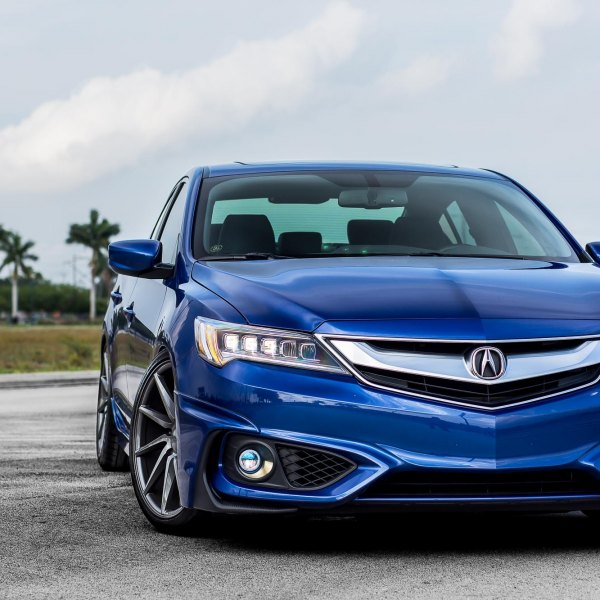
[99,161,600,532]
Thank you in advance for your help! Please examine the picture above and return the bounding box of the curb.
[0,370,99,390]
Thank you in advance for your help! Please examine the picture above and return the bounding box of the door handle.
[124,302,135,324]
[110,289,122,305]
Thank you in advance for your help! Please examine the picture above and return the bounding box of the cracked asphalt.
[2,385,600,599]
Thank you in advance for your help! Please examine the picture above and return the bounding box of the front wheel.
[130,350,202,533]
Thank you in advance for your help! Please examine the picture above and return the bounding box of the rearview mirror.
[108,239,174,279]
[338,188,408,209]
[586,242,600,263]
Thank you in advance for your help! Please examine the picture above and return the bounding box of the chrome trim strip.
[315,334,600,411]
[316,332,600,344]
[328,339,599,385]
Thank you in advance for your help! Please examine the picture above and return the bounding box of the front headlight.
[194,317,345,373]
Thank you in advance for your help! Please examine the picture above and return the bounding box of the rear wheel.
[130,351,201,533]
[96,348,128,471]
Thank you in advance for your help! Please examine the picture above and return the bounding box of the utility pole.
[63,255,88,287]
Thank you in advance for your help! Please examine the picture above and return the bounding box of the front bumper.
[174,354,600,514]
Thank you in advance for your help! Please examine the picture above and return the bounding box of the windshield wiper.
[320,252,527,259]
[414,253,529,260]
[326,252,530,260]
[200,252,294,261]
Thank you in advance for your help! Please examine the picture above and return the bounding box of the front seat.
[278,232,322,255]
[218,214,276,254]
[390,213,451,250]
[347,220,393,245]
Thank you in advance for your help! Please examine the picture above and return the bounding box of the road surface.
[1,385,599,599]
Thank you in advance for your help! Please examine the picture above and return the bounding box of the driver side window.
[157,180,188,265]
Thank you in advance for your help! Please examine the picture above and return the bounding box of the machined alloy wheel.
[96,347,127,471]
[130,351,199,531]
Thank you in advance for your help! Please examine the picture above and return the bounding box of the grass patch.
[0,325,101,373]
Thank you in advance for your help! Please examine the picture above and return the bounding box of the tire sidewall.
[96,350,126,469]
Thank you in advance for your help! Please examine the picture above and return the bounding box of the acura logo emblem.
[469,347,506,380]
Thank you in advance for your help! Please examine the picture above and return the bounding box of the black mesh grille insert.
[277,445,355,489]
[357,364,600,408]
[362,469,600,499]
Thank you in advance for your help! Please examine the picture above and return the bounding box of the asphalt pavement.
[1,385,600,599]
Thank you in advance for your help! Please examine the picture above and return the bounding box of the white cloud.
[378,54,455,97]
[0,2,364,194]
[492,0,581,81]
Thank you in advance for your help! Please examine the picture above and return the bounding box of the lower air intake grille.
[361,469,600,499]
[277,445,355,489]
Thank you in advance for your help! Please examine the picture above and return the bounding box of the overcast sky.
[1,0,598,283]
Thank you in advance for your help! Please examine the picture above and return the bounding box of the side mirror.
[586,242,600,263]
[108,239,174,279]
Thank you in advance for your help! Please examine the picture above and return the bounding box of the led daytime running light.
[194,317,345,373]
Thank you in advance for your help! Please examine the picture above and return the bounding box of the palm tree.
[67,210,120,321]
[0,231,38,320]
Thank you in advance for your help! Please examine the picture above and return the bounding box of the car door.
[126,179,189,404]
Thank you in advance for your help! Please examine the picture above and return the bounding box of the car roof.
[200,161,504,179]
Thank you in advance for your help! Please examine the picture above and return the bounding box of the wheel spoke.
[154,373,176,422]
[143,444,171,494]
[135,434,170,457]
[139,405,172,430]
[161,454,177,513]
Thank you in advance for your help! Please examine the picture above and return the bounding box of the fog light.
[236,446,275,480]
[238,449,261,473]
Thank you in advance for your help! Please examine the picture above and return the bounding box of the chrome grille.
[323,335,600,409]
[358,364,600,408]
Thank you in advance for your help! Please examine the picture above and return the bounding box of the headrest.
[218,214,275,254]
[279,232,322,255]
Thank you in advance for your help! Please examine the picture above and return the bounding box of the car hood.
[191,257,600,338]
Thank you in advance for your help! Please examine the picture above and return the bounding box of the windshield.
[193,171,580,262]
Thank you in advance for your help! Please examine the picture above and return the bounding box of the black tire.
[129,350,202,534]
[97,345,128,471]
